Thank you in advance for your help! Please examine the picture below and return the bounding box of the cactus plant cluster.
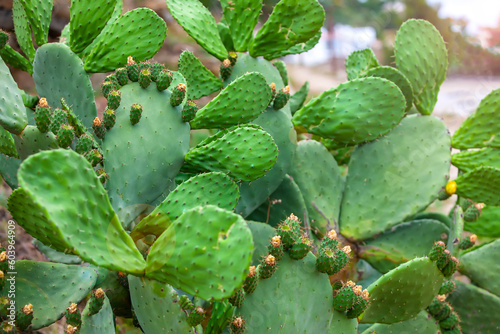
[0,0,500,333]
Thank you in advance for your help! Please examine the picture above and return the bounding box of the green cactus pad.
[447,206,464,257]
[33,43,97,129]
[0,44,33,74]
[292,77,406,146]
[452,88,500,149]
[360,257,444,324]
[19,0,52,46]
[345,48,379,81]
[220,0,261,51]
[131,172,239,240]
[455,166,500,206]
[129,276,194,333]
[340,115,451,240]
[263,30,322,60]
[146,205,253,301]
[289,81,309,115]
[249,0,325,59]
[11,149,146,273]
[13,125,58,160]
[189,72,271,129]
[247,175,308,228]
[167,0,227,60]
[0,127,17,158]
[0,155,20,189]
[452,147,500,172]
[447,280,500,333]
[33,239,82,264]
[0,56,28,135]
[359,219,449,273]
[178,51,223,100]
[362,311,440,334]
[0,260,97,330]
[289,140,343,237]
[184,125,278,182]
[273,60,288,86]
[12,0,35,62]
[237,253,357,333]
[395,19,447,114]
[459,239,500,297]
[102,82,190,212]
[362,66,414,112]
[69,0,116,53]
[84,8,166,73]
[80,294,114,334]
[464,205,500,237]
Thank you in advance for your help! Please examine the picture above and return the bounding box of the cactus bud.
[50,108,68,134]
[75,135,94,154]
[316,246,336,274]
[259,255,277,279]
[228,51,238,66]
[65,303,82,328]
[273,86,290,110]
[88,288,105,316]
[243,266,259,294]
[268,235,284,262]
[107,90,121,110]
[464,203,484,222]
[437,249,452,271]
[182,100,198,123]
[445,180,457,195]
[85,149,103,167]
[429,240,446,261]
[179,295,194,311]
[230,315,246,334]
[127,56,140,82]
[439,280,456,295]
[103,109,116,130]
[15,303,34,331]
[56,124,75,148]
[101,80,118,99]
[96,168,109,185]
[130,104,143,125]
[35,98,52,133]
[150,62,165,82]
[440,311,460,330]
[92,117,106,140]
[437,188,451,201]
[458,234,477,250]
[289,235,312,260]
[269,82,277,105]
[228,288,245,308]
[170,83,186,107]
[139,68,152,89]
[156,69,173,91]
[187,307,205,327]
[277,215,301,250]
[442,256,459,277]
[66,325,78,334]
[333,285,357,312]
[320,230,339,249]
[220,59,233,81]
[115,67,129,86]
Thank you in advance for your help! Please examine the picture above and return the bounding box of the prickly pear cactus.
[0,0,499,333]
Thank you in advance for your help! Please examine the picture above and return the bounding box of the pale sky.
[427,0,500,33]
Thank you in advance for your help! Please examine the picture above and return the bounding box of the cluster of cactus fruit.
[1,0,500,333]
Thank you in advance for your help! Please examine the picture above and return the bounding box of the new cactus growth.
[15,303,33,331]
[1,1,499,333]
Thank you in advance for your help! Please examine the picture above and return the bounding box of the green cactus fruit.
[439,281,456,295]
[267,235,284,262]
[116,271,128,289]
[138,68,152,89]
[277,214,301,249]
[230,316,246,334]
[440,311,460,330]
[346,297,370,319]
[289,235,312,260]
[129,103,143,126]
[228,52,238,66]
[243,266,259,294]
[333,283,358,312]
[187,307,205,327]
[101,80,118,99]
[273,86,290,110]
[15,303,34,331]
[458,234,477,250]
[105,73,119,86]
[179,295,195,311]
[75,135,94,154]
[429,241,446,261]
[107,90,121,110]
[435,305,452,322]
[259,255,278,279]
[56,124,75,148]
[156,69,173,91]
[464,203,484,222]
[149,62,164,82]
[0,321,15,333]
[65,303,81,328]
[102,109,116,130]
[96,168,109,185]
[268,82,277,105]
[436,249,452,271]
[49,108,68,134]
[315,246,336,274]
[34,98,51,133]
[0,30,7,51]
[438,188,452,201]
[427,295,447,316]
[182,100,198,123]
[320,230,339,249]
[88,288,106,316]
[228,289,245,308]
[85,148,103,167]
[115,67,129,86]
[333,246,351,275]
[92,117,106,140]
[220,59,233,81]
[0,297,8,319]
[442,256,459,277]
[127,56,140,82]
[332,281,343,290]
[170,83,187,107]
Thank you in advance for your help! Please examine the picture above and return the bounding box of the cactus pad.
[345,48,379,80]
[455,166,500,206]
[178,50,222,100]
[20,0,53,46]
[0,56,28,134]
[452,147,500,172]
[362,311,440,334]
[220,0,261,51]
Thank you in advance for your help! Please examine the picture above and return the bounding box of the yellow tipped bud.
[23,304,33,315]
[67,303,78,314]
[469,234,477,243]
[326,230,337,240]
[94,288,105,298]
[265,255,276,266]
[353,285,363,296]
[437,294,446,302]
[248,266,256,277]
[445,180,457,195]
[38,97,49,108]
[342,246,352,255]
[127,56,135,66]
[0,252,6,262]
[271,235,282,247]
[66,325,78,334]
[288,213,299,221]
[233,316,243,328]
[362,289,370,300]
